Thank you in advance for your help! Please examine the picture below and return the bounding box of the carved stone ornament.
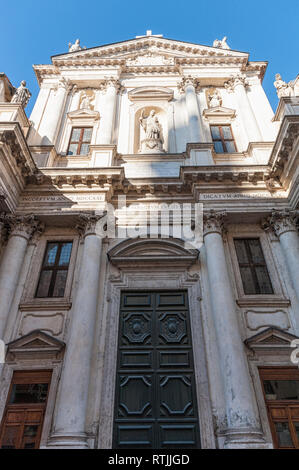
[76,212,107,238]
[177,75,201,94]
[11,80,31,108]
[224,73,249,93]
[6,214,44,241]
[203,210,227,237]
[262,209,299,238]
[54,78,72,94]
[126,54,174,66]
[99,77,121,94]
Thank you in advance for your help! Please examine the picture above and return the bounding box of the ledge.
[237,297,290,308]
[19,299,72,311]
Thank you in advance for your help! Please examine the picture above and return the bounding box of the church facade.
[0,33,299,449]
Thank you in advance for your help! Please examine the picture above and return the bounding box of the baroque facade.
[0,33,299,449]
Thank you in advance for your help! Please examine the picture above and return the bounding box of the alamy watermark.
[93,196,204,251]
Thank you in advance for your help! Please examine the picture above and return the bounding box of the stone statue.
[11,80,31,108]
[80,91,92,110]
[213,36,230,50]
[139,109,164,153]
[68,39,85,52]
[274,73,292,98]
[208,89,222,107]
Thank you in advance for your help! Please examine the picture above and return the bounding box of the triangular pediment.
[68,109,100,120]
[203,106,236,119]
[245,327,298,351]
[6,330,65,361]
[51,36,249,65]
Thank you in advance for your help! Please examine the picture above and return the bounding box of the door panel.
[113,291,201,449]
[0,370,51,449]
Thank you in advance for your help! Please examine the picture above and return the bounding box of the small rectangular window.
[210,125,236,153]
[67,127,92,156]
[36,241,73,298]
[234,238,273,295]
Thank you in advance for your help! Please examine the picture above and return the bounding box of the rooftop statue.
[11,80,31,108]
[274,73,292,98]
[213,36,230,50]
[68,39,86,52]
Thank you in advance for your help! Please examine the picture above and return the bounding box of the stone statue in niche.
[68,39,86,52]
[139,109,164,153]
[11,80,31,108]
[208,89,222,107]
[213,36,230,50]
[79,90,94,110]
[274,73,292,98]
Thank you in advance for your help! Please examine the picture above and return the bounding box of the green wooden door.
[113,291,201,448]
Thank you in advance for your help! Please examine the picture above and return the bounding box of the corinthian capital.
[262,209,299,238]
[99,77,121,94]
[178,75,201,93]
[224,73,248,92]
[6,214,44,241]
[203,210,227,237]
[76,212,107,238]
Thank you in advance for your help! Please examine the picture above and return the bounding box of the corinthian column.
[50,213,105,448]
[225,73,262,143]
[203,210,265,448]
[98,78,120,144]
[178,76,201,142]
[0,215,42,338]
[265,209,299,302]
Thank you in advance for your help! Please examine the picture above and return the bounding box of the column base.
[47,432,90,449]
[223,428,273,449]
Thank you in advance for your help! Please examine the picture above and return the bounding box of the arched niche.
[127,86,174,154]
[133,105,168,154]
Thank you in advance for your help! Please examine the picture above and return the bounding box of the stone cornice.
[0,124,37,178]
[269,115,299,179]
[28,167,125,187]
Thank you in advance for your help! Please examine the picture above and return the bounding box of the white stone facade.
[0,35,298,449]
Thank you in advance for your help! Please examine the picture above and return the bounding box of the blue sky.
[1,0,298,115]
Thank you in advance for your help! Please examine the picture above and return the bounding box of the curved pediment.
[128,86,174,102]
[108,238,198,268]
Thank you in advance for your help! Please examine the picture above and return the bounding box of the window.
[259,368,299,449]
[210,125,236,153]
[67,127,92,156]
[234,238,273,295]
[35,241,73,298]
[0,370,52,449]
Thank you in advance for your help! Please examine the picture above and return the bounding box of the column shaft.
[204,211,263,447]
[0,215,40,338]
[98,79,119,144]
[50,215,103,448]
[185,84,201,142]
[39,81,69,145]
